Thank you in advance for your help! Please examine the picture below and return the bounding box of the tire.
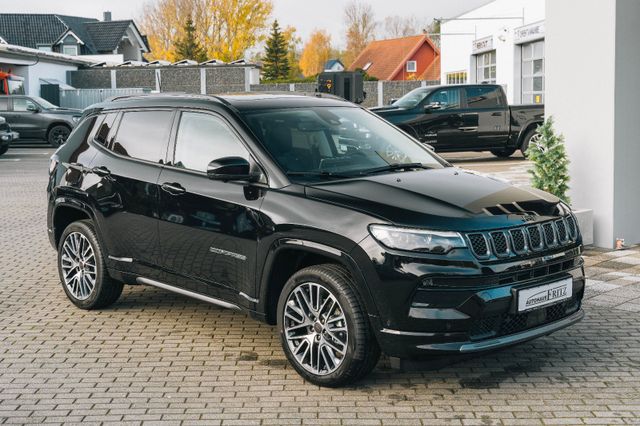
[490,148,517,158]
[57,220,123,309]
[520,128,541,158]
[0,145,8,156]
[277,264,380,387]
[47,124,71,147]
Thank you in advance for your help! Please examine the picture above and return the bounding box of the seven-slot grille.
[466,215,578,259]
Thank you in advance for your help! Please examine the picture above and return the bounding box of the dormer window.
[363,62,372,71]
[406,60,417,73]
[62,45,79,56]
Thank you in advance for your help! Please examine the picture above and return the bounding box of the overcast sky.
[4,0,490,48]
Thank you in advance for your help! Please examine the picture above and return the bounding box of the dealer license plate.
[517,278,572,312]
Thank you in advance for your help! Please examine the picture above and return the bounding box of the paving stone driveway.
[1,148,639,425]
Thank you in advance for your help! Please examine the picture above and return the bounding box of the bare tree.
[382,15,419,39]
[343,0,376,66]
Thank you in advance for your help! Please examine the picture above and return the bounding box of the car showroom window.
[173,112,248,173]
[427,88,461,109]
[13,98,37,112]
[111,110,173,163]
[465,86,502,108]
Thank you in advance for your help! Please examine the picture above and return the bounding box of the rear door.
[157,110,264,302]
[88,109,174,278]
[463,86,509,149]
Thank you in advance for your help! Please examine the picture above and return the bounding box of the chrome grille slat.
[466,216,578,260]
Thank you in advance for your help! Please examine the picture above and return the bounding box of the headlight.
[72,116,81,123]
[369,225,466,254]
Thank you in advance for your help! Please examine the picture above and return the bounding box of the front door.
[157,110,264,302]
[88,109,175,278]
[4,97,45,139]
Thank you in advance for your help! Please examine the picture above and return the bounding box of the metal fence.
[59,88,150,109]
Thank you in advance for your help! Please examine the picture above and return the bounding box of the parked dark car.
[372,84,544,158]
[0,95,81,146]
[0,116,19,156]
[47,93,584,387]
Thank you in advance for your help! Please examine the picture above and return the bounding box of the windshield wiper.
[285,171,355,179]
[356,163,433,176]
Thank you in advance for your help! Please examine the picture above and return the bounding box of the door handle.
[91,166,111,177]
[458,126,478,132]
[161,182,186,195]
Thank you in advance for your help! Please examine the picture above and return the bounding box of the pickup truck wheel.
[520,129,541,158]
[490,148,516,158]
[58,220,123,310]
[0,145,8,156]
[48,125,71,147]
[277,264,380,387]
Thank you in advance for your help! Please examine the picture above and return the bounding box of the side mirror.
[26,104,39,113]
[424,103,441,113]
[388,98,398,105]
[207,156,260,182]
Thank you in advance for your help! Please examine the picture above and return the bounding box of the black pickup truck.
[371,84,543,158]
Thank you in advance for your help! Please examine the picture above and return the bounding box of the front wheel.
[520,128,541,158]
[58,220,123,309]
[277,264,380,387]
[48,125,71,147]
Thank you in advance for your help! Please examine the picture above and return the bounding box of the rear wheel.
[48,125,71,147]
[490,148,516,158]
[58,220,123,309]
[520,128,541,158]
[277,264,380,387]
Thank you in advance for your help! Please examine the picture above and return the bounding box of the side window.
[0,98,7,111]
[427,88,461,110]
[112,110,173,163]
[93,113,117,147]
[464,86,502,108]
[173,112,248,173]
[13,98,37,112]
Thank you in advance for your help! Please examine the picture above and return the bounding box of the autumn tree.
[343,1,376,67]
[282,26,302,80]
[140,0,273,62]
[299,30,332,77]
[175,18,208,62]
[382,15,419,38]
[262,20,289,81]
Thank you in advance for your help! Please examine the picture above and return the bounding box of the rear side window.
[112,110,173,163]
[465,86,502,108]
[173,112,248,172]
[0,98,7,111]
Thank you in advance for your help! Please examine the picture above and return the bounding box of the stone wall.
[69,69,111,89]
[116,69,156,90]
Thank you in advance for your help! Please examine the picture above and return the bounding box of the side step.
[136,277,241,310]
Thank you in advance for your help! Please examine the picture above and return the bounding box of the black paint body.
[47,93,583,359]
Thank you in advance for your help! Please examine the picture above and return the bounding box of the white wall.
[440,0,544,102]
[546,0,640,248]
[26,62,77,96]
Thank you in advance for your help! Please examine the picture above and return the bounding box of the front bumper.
[0,131,18,145]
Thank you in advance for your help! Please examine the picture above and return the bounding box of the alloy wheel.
[60,232,97,300]
[283,282,349,375]
[51,127,70,146]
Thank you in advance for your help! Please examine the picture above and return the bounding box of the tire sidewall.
[57,221,106,309]
[277,268,363,387]
[521,129,537,156]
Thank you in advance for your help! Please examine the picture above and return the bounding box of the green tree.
[525,116,571,203]
[262,20,290,81]
[174,17,208,62]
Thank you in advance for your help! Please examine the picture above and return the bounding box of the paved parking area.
[1,147,639,425]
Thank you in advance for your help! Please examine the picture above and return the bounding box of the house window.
[475,50,496,83]
[446,71,467,85]
[521,40,545,104]
[62,45,79,56]
[406,61,417,73]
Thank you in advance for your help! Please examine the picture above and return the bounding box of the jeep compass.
[47,93,584,387]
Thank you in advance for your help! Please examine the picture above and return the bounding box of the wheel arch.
[258,238,379,326]
[52,200,95,247]
[517,120,542,148]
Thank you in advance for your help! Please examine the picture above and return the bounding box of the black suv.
[47,93,584,387]
[0,95,81,146]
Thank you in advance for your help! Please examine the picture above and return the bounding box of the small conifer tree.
[262,20,290,81]
[175,18,208,63]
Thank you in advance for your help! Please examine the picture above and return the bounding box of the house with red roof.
[349,34,440,81]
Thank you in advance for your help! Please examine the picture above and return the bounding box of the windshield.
[392,87,432,109]
[241,106,446,182]
[31,96,58,109]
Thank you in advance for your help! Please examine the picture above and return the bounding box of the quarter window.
[92,113,118,146]
[111,111,173,163]
[173,112,248,173]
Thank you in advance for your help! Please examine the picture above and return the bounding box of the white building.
[440,0,545,104]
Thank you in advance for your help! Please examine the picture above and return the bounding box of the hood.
[305,167,562,231]
[44,107,82,115]
[369,105,410,116]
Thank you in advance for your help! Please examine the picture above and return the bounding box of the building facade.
[440,0,545,104]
